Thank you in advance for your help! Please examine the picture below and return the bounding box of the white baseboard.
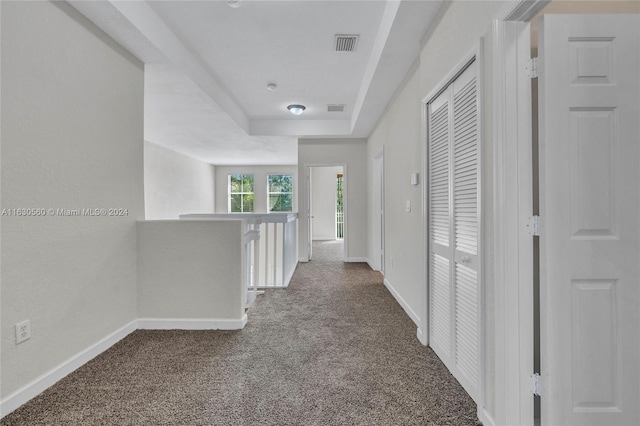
[0,320,137,418]
[383,278,421,328]
[0,314,249,418]
[365,259,383,272]
[345,257,369,263]
[282,262,298,287]
[477,408,496,426]
[137,315,247,330]
[416,327,427,346]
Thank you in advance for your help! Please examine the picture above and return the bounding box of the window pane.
[281,175,293,192]
[242,194,254,212]
[230,174,242,193]
[269,194,292,212]
[230,194,242,212]
[242,175,254,192]
[267,175,278,192]
[268,174,292,193]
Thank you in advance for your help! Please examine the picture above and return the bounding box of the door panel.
[539,14,640,426]
[428,59,480,401]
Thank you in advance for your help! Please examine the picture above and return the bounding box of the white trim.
[421,70,430,349]
[0,320,137,418]
[366,259,378,271]
[384,278,420,328]
[0,315,249,418]
[492,1,548,425]
[477,39,487,421]
[422,41,484,406]
[423,48,478,107]
[227,173,255,214]
[137,315,248,330]
[344,257,368,263]
[265,173,294,213]
[304,163,348,262]
[479,409,497,426]
[372,147,385,274]
[420,43,483,350]
[282,261,298,287]
[416,327,427,345]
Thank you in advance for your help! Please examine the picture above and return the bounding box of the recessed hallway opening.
[1,247,476,425]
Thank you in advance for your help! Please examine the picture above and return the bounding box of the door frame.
[304,163,347,262]
[421,40,484,406]
[491,1,549,425]
[372,148,385,273]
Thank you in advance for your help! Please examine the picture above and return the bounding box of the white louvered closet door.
[428,59,480,402]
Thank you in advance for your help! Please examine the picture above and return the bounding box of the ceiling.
[69,0,443,165]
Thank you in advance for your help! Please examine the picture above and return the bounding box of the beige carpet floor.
[1,240,478,425]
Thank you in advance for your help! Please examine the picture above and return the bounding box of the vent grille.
[335,34,359,52]
[327,104,345,112]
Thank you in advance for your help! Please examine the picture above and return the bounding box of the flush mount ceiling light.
[287,104,306,115]
[226,0,242,8]
[266,83,277,91]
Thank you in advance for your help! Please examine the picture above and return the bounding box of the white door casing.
[372,149,384,272]
[307,168,313,260]
[305,163,348,262]
[539,14,640,426]
[427,56,481,402]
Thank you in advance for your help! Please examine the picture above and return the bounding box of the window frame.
[266,173,294,213]
[228,173,255,213]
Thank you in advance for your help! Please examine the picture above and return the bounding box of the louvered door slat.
[454,76,477,256]
[430,253,450,356]
[455,263,478,387]
[428,58,480,403]
[429,101,450,247]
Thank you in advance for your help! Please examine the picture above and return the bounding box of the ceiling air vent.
[335,34,359,52]
[327,104,345,112]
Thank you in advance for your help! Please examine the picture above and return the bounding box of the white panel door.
[538,14,640,426]
[428,59,480,402]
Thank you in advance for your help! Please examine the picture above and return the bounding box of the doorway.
[307,165,346,262]
[424,49,482,403]
[493,2,640,424]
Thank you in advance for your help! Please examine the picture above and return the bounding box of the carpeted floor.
[1,240,477,425]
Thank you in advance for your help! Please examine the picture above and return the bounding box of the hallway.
[2,242,476,425]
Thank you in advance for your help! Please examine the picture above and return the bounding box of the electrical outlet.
[15,320,31,344]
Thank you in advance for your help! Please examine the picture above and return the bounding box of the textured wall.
[137,221,243,320]
[144,141,215,219]
[367,68,422,324]
[367,0,504,417]
[1,1,144,399]
[298,139,368,261]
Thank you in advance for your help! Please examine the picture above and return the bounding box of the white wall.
[214,165,298,214]
[144,141,215,219]
[137,220,244,321]
[299,139,367,261]
[368,67,423,325]
[1,0,144,400]
[366,0,504,420]
[311,166,342,240]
